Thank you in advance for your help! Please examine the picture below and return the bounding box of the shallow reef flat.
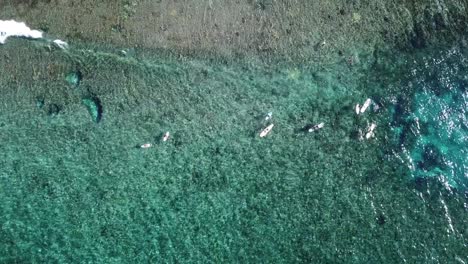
[0,35,467,262]
[1,0,468,63]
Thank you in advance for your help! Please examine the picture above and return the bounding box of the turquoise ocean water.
[0,37,466,262]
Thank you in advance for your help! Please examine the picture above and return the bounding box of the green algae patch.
[81,96,103,123]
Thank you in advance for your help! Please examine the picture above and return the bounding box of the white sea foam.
[53,39,68,49]
[0,20,43,44]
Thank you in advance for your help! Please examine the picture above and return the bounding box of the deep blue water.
[384,46,467,192]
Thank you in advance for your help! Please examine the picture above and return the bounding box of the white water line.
[0,19,67,49]
[0,20,43,44]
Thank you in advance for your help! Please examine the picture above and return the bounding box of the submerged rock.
[82,96,103,123]
[66,71,82,87]
[47,103,61,116]
[35,97,45,109]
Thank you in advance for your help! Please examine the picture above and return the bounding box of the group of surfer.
[258,98,377,139]
[139,98,377,148]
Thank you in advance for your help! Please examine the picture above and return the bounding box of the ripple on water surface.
[389,47,467,191]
